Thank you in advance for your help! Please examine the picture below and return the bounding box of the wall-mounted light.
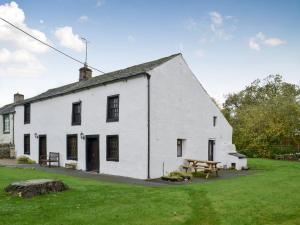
[34,133,39,139]
[80,132,85,140]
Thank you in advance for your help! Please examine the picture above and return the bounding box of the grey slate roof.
[18,53,181,105]
[0,103,15,115]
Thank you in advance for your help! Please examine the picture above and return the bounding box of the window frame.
[177,139,183,157]
[106,135,119,162]
[3,114,10,134]
[24,104,31,124]
[106,95,119,122]
[24,134,30,155]
[72,101,82,126]
[66,134,78,161]
[213,116,217,127]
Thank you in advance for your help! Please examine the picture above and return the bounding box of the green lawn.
[1,159,300,225]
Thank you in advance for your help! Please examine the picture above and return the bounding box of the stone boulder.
[5,179,69,198]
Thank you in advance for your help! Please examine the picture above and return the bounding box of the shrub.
[192,171,206,178]
[17,156,36,164]
[161,171,192,182]
[169,171,193,180]
[161,175,184,182]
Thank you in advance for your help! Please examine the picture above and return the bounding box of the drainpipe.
[12,112,15,145]
[147,74,151,179]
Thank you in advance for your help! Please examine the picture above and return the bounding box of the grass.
[0,159,300,225]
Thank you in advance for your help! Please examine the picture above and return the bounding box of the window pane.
[24,134,30,155]
[67,135,78,160]
[72,102,81,125]
[107,96,119,122]
[177,139,182,157]
[107,135,119,161]
[24,104,30,124]
[3,115,10,133]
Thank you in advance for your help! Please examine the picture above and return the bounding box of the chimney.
[14,93,24,103]
[79,65,92,81]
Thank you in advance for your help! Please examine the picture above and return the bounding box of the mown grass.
[0,159,300,225]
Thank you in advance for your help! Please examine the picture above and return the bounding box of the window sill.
[67,158,78,161]
[106,159,119,162]
[24,153,30,155]
[106,119,119,123]
[3,131,10,134]
[71,123,81,126]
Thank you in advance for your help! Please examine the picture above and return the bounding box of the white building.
[0,94,24,158]
[14,53,246,179]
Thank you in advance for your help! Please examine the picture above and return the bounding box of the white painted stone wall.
[15,76,149,179]
[148,55,236,178]
[0,114,14,144]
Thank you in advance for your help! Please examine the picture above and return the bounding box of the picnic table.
[183,159,220,179]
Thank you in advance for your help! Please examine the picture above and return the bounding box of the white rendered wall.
[148,55,234,178]
[15,76,148,179]
[0,114,14,144]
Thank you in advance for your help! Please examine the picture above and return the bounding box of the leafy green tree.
[222,75,300,157]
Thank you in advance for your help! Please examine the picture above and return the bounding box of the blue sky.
[0,0,299,106]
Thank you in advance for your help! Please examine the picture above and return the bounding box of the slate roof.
[0,103,15,115]
[17,53,181,105]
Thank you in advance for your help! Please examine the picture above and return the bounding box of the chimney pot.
[14,93,24,103]
[79,65,92,81]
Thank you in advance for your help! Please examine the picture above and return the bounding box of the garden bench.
[39,152,60,167]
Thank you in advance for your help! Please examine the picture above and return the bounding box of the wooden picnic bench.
[39,152,60,167]
[183,159,220,179]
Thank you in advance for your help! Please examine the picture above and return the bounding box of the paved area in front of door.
[0,159,254,187]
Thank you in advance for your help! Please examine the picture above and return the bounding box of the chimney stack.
[79,65,92,81]
[14,93,24,103]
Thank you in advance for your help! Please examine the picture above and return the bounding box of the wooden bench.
[39,152,60,167]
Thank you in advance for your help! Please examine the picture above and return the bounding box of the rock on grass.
[4,179,69,198]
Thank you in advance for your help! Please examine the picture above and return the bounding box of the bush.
[191,171,206,178]
[161,171,193,182]
[161,175,184,182]
[170,171,193,180]
[239,144,299,159]
[17,156,36,164]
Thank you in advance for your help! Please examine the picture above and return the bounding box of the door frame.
[85,135,100,172]
[39,135,47,164]
[208,139,215,161]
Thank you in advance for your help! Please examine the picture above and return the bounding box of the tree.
[222,75,300,157]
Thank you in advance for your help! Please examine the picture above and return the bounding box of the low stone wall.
[0,144,12,159]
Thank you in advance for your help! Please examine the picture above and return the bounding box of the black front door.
[86,135,99,172]
[208,139,215,161]
[39,135,47,164]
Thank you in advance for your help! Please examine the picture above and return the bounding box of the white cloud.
[96,0,105,7]
[39,19,44,24]
[54,26,85,52]
[127,35,135,42]
[0,48,45,76]
[0,2,49,53]
[78,15,88,23]
[209,11,223,26]
[264,38,286,46]
[249,32,286,50]
[209,11,234,40]
[0,2,48,77]
[249,38,260,51]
